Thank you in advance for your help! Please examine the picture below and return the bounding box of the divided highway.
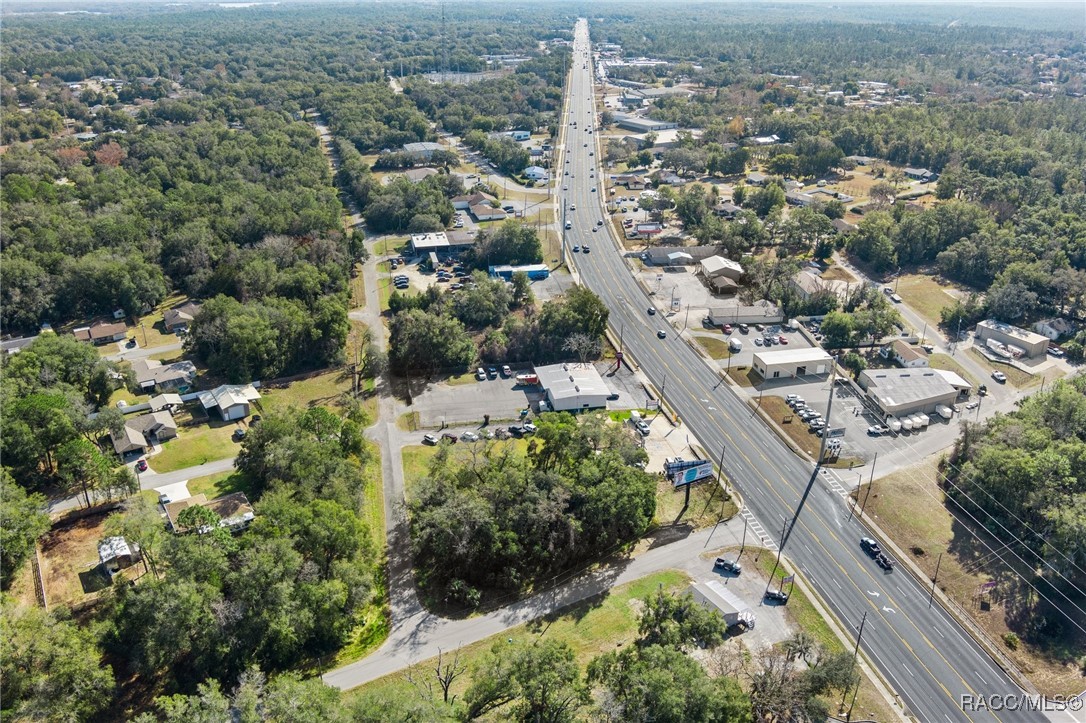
[561,20,1038,723]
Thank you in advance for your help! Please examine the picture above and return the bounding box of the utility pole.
[842,611,868,720]
[816,355,840,465]
[859,452,876,517]
[716,445,726,496]
[765,517,788,597]
[929,552,943,607]
[741,515,748,552]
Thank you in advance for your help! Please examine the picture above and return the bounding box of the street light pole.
[841,610,868,720]
[816,354,840,465]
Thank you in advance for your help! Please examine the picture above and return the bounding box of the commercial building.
[707,300,784,327]
[402,141,444,159]
[641,245,717,266]
[489,264,550,280]
[975,319,1049,359]
[857,368,960,418]
[790,270,853,303]
[690,580,755,629]
[535,362,610,412]
[752,347,834,381]
[698,255,744,283]
[470,204,507,222]
[611,113,678,133]
[451,191,498,210]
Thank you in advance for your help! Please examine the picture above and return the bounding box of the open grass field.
[894,274,959,326]
[820,264,858,283]
[130,293,191,350]
[694,335,734,360]
[186,470,252,500]
[862,459,1085,696]
[654,476,738,529]
[150,420,240,473]
[344,569,691,701]
[725,365,759,388]
[371,236,408,258]
[260,369,355,415]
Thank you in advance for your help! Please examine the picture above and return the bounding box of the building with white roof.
[197,384,261,421]
[975,319,1048,359]
[857,368,960,418]
[698,255,744,282]
[535,363,610,412]
[752,347,834,381]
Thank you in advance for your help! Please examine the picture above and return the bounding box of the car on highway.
[860,537,882,558]
[563,185,568,190]
[714,557,742,575]
[590,187,596,192]
[592,226,598,232]
[657,329,667,339]
[582,245,590,253]
[765,589,789,603]
[867,425,890,436]
[572,245,580,252]
[135,459,148,472]
[647,307,656,315]
[991,370,1007,383]
[423,434,439,445]
[875,553,896,571]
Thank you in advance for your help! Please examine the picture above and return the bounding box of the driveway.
[409,377,535,427]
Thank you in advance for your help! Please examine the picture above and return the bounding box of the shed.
[98,536,140,574]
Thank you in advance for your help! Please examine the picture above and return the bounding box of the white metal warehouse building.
[857,368,960,418]
[535,363,610,412]
[752,347,833,381]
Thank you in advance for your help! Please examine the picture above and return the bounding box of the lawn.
[654,476,738,529]
[371,236,408,257]
[694,335,734,360]
[819,264,857,283]
[259,368,355,416]
[186,470,253,500]
[148,347,185,363]
[966,349,1038,388]
[344,570,691,700]
[894,274,959,327]
[725,365,760,388]
[149,420,240,473]
[350,263,366,309]
[927,353,979,388]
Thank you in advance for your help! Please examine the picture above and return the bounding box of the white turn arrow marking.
[867,590,880,597]
[882,606,896,614]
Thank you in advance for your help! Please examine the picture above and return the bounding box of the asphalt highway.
[560,20,1040,723]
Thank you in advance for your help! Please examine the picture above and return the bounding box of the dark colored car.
[441,432,458,443]
[860,537,882,558]
[765,589,789,603]
[508,425,527,437]
[714,557,742,574]
[232,428,247,441]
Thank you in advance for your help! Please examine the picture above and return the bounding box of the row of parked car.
[476,365,513,381]
[786,394,825,432]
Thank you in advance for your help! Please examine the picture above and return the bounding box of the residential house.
[714,201,741,219]
[402,167,439,183]
[785,191,816,207]
[131,358,197,392]
[885,340,929,368]
[163,301,201,333]
[1033,318,1075,341]
[111,411,178,456]
[98,537,140,574]
[164,492,255,534]
[904,167,936,182]
[451,191,497,210]
[749,135,781,146]
[73,320,127,345]
[615,174,646,190]
[654,171,686,186]
[790,270,852,302]
[745,172,768,187]
[470,205,507,222]
[698,255,744,283]
[831,219,857,235]
[522,165,549,181]
[198,383,261,421]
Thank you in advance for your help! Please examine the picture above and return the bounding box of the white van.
[728,338,743,353]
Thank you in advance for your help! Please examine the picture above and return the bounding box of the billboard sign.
[827,427,846,438]
[671,461,714,487]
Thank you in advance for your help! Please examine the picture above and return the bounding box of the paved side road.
[323,516,751,691]
[47,457,237,515]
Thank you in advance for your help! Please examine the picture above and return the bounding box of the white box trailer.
[690,580,755,629]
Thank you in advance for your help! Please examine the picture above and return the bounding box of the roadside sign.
[668,461,714,487]
[828,427,846,438]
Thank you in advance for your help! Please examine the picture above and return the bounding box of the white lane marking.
[833,578,842,589]
[867,590,880,597]
[974,670,987,685]
[882,606,897,614]
[904,664,915,678]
